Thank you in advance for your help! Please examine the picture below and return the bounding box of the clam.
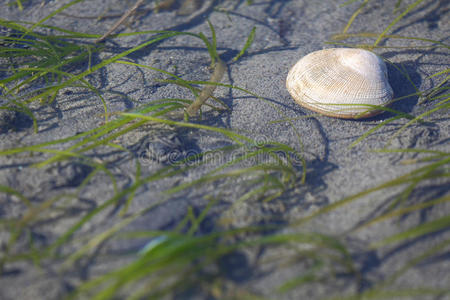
[286,48,393,119]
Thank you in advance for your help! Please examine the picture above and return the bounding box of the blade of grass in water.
[330,32,449,49]
[339,0,361,7]
[370,215,450,249]
[348,115,403,149]
[37,144,297,264]
[329,288,450,300]
[232,26,256,62]
[292,156,449,227]
[1,21,232,127]
[387,99,450,146]
[372,0,425,48]
[341,0,370,33]
[1,2,448,299]
[428,69,450,79]
[18,0,85,41]
[0,185,31,207]
[70,223,354,299]
[354,194,450,231]
[384,238,450,286]
[15,0,23,10]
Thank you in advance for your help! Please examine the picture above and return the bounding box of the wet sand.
[0,1,449,299]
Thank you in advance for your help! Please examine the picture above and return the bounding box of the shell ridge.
[286,48,394,118]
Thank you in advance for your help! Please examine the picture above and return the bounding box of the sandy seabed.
[0,1,449,299]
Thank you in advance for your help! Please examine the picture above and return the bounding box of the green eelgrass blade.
[257,232,356,275]
[428,69,450,79]
[0,45,95,89]
[233,26,256,62]
[1,24,223,125]
[329,288,450,300]
[387,99,450,145]
[71,227,353,299]
[38,103,182,165]
[380,149,449,157]
[341,0,370,33]
[63,145,287,267]
[119,112,252,145]
[325,41,441,50]
[4,20,99,39]
[421,75,449,102]
[18,32,180,105]
[339,0,361,7]
[0,193,78,270]
[59,144,297,270]
[0,101,184,169]
[207,19,217,61]
[187,196,217,236]
[172,142,298,195]
[119,158,142,216]
[292,156,450,227]
[15,0,23,10]
[372,0,425,48]
[18,0,85,41]
[394,0,403,12]
[385,238,450,285]
[370,215,450,249]
[140,79,307,182]
[5,67,109,121]
[331,32,449,49]
[166,163,295,196]
[63,204,151,266]
[115,60,201,99]
[355,194,450,231]
[348,115,403,149]
[70,232,227,299]
[45,167,184,256]
[278,273,318,293]
[17,148,117,192]
[51,145,259,263]
[0,185,31,207]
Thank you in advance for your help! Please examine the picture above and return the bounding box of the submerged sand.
[0,1,449,299]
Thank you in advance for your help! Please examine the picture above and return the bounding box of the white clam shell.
[286,48,394,119]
